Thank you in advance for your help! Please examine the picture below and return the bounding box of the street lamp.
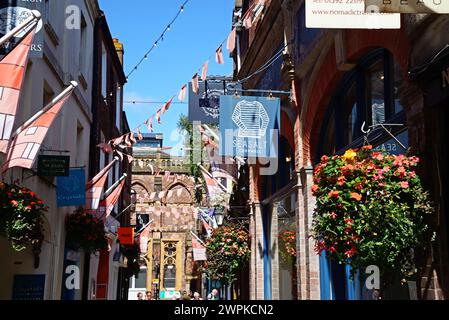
[214,207,225,226]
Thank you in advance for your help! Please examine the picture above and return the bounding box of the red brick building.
[233,0,449,300]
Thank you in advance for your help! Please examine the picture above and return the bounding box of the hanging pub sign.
[0,0,45,58]
[188,80,241,124]
[365,0,449,14]
[305,0,400,29]
[118,227,135,245]
[135,213,150,233]
[219,95,280,158]
[56,168,85,207]
[37,155,70,177]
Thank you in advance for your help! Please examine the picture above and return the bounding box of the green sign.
[37,155,70,177]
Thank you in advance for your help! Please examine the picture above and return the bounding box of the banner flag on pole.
[97,176,126,221]
[156,109,162,124]
[192,233,207,261]
[192,73,199,94]
[161,96,174,114]
[1,82,76,172]
[0,27,36,154]
[85,156,118,210]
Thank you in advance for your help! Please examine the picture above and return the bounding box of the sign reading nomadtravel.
[37,155,70,177]
[219,95,280,158]
[56,168,86,207]
[305,0,400,29]
[188,81,241,124]
[365,0,449,14]
[0,0,45,58]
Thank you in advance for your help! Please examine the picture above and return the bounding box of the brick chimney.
[113,38,124,66]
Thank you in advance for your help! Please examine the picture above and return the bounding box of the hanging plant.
[0,182,46,252]
[311,146,433,281]
[205,222,250,285]
[65,207,108,253]
[278,230,296,268]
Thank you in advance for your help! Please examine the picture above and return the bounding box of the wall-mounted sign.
[12,274,45,300]
[37,155,70,177]
[57,168,85,207]
[136,213,150,232]
[188,81,241,124]
[305,0,400,29]
[118,227,135,245]
[0,0,45,58]
[365,0,449,14]
[219,95,280,158]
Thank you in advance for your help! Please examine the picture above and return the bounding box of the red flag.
[0,28,36,153]
[97,177,126,221]
[192,73,199,94]
[192,235,207,261]
[145,117,154,132]
[137,127,143,141]
[161,96,174,114]
[85,157,118,210]
[201,217,213,238]
[215,45,224,65]
[226,27,236,53]
[139,222,152,254]
[156,109,162,124]
[1,86,74,172]
[178,84,187,102]
[201,60,209,81]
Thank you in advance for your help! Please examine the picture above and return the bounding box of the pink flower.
[321,155,329,163]
[400,181,409,189]
[395,166,407,178]
[337,176,346,186]
[374,153,384,161]
[330,212,337,219]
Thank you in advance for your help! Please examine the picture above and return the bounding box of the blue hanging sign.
[219,95,280,158]
[57,168,86,207]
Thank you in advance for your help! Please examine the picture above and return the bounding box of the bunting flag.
[97,176,126,221]
[139,222,152,254]
[178,84,187,102]
[226,27,236,53]
[192,235,207,261]
[85,157,118,210]
[291,79,298,108]
[163,170,170,182]
[97,142,113,154]
[0,27,36,154]
[243,10,253,29]
[112,134,125,146]
[161,96,174,114]
[192,73,199,94]
[145,117,154,132]
[201,60,209,81]
[127,154,133,164]
[1,84,76,172]
[215,45,224,65]
[156,109,162,124]
[137,127,143,141]
[130,132,137,145]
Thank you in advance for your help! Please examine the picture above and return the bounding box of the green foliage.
[205,222,250,285]
[65,207,108,253]
[311,146,433,280]
[0,182,46,251]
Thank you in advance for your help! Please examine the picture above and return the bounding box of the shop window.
[162,242,178,290]
[133,268,147,289]
[367,58,386,125]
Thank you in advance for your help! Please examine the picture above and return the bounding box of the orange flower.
[350,192,362,201]
[328,190,340,199]
[311,184,319,194]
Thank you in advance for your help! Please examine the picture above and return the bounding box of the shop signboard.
[365,0,449,14]
[305,0,400,29]
[0,0,45,58]
[219,95,280,159]
[12,274,45,300]
[38,155,70,177]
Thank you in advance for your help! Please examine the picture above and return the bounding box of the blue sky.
[98,0,235,154]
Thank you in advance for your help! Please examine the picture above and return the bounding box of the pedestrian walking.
[137,292,144,300]
[207,288,219,300]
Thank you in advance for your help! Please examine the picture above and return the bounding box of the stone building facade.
[233,0,449,300]
[130,134,201,299]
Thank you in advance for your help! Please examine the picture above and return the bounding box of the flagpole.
[0,10,41,47]
[135,219,154,236]
[12,81,78,138]
[197,163,229,193]
[103,173,127,199]
[190,230,207,247]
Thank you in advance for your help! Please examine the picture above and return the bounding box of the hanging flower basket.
[278,230,296,268]
[311,146,433,280]
[205,222,250,285]
[65,207,108,253]
[0,182,46,252]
